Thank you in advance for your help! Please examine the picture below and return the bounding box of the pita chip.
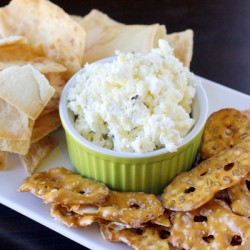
[70,15,84,24]
[31,110,61,144]
[243,109,250,118]
[0,40,45,62]
[40,72,68,115]
[165,29,194,68]
[0,37,67,73]
[0,119,34,155]
[0,35,27,47]
[80,9,122,29]
[20,135,58,175]
[80,9,193,67]
[0,58,67,74]
[80,9,166,63]
[0,65,55,120]
[0,98,30,140]
[0,140,30,155]
[0,0,86,76]
[84,24,166,63]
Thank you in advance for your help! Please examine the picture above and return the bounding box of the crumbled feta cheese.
[67,39,196,153]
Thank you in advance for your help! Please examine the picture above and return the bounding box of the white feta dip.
[67,39,196,153]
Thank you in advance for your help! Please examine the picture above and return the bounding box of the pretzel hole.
[224,163,234,171]
[230,235,242,246]
[77,204,98,213]
[159,229,170,239]
[130,203,141,209]
[65,211,74,217]
[78,190,86,195]
[131,228,143,235]
[246,180,250,191]
[184,187,195,194]
[193,215,207,222]
[43,184,58,190]
[202,235,214,243]
[200,171,208,176]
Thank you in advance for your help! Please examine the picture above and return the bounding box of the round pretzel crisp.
[227,172,250,217]
[18,167,110,205]
[169,199,250,250]
[200,108,250,160]
[71,191,164,228]
[162,140,250,211]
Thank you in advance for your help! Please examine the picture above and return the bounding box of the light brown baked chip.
[20,135,58,175]
[162,140,250,211]
[0,35,27,47]
[0,98,31,141]
[100,222,170,250]
[0,119,34,155]
[0,37,44,61]
[0,0,86,76]
[31,110,61,144]
[200,108,250,159]
[72,191,164,228]
[41,72,68,116]
[169,199,250,250]
[70,15,83,24]
[18,167,110,205]
[165,29,194,68]
[227,172,250,217]
[0,65,55,120]
[0,58,67,74]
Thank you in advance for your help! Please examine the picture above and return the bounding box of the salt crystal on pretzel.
[100,222,171,250]
[71,191,164,228]
[50,204,100,228]
[162,140,250,211]
[106,221,135,231]
[18,167,110,205]
[169,199,250,250]
[200,108,250,159]
[227,172,250,217]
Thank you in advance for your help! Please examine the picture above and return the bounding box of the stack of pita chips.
[0,64,55,173]
[75,9,193,68]
[0,0,86,173]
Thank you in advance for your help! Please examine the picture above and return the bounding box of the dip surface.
[67,40,196,153]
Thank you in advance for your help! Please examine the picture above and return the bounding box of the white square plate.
[0,76,249,250]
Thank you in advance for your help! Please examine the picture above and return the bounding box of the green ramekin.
[59,57,208,194]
